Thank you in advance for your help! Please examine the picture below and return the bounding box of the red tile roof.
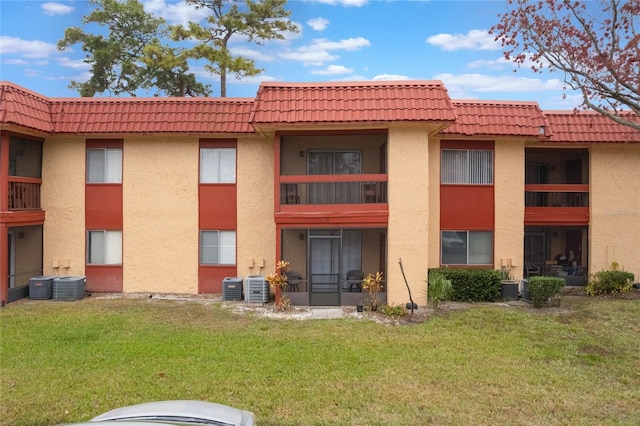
[250,81,457,126]
[50,97,254,134]
[2,81,639,143]
[0,82,53,133]
[544,110,639,143]
[440,100,549,138]
[0,81,254,134]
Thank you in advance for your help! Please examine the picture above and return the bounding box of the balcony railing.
[280,175,387,205]
[8,177,41,210]
[524,184,589,207]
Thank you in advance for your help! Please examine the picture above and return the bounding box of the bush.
[527,276,565,308]
[379,304,408,318]
[586,270,634,295]
[428,268,501,302]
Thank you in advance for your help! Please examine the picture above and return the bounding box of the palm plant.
[427,271,453,309]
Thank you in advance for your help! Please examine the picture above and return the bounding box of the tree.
[176,0,299,97]
[57,0,210,97]
[490,0,640,130]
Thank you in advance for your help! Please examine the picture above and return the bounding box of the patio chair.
[286,271,303,292]
[345,270,365,292]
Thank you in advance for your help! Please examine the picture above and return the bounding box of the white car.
[64,400,256,426]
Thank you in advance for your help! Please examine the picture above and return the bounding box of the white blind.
[469,231,492,265]
[200,148,236,183]
[201,230,236,265]
[441,149,493,184]
[87,149,122,183]
[88,230,122,265]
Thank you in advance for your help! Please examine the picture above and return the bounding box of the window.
[441,149,493,184]
[441,231,492,265]
[200,148,236,183]
[87,230,122,264]
[307,150,361,203]
[200,230,236,265]
[87,148,122,183]
[308,150,361,175]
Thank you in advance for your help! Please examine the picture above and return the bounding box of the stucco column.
[386,125,430,306]
[494,139,525,279]
[236,136,275,279]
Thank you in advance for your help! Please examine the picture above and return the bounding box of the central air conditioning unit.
[244,275,269,303]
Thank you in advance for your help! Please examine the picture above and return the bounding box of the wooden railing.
[279,174,387,205]
[8,177,41,210]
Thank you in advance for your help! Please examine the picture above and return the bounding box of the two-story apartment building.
[1,80,638,307]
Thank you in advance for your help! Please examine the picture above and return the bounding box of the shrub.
[429,268,501,302]
[427,271,453,309]
[586,270,634,296]
[527,276,565,308]
[379,304,408,318]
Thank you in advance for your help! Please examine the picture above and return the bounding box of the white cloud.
[426,29,501,52]
[278,36,369,66]
[307,17,330,31]
[41,2,74,16]
[279,50,338,66]
[312,0,368,6]
[311,65,353,75]
[433,73,565,99]
[229,46,274,62]
[467,57,514,71]
[299,37,370,53]
[0,36,58,58]
[3,59,29,66]
[142,0,209,26]
[372,74,411,81]
[58,57,91,70]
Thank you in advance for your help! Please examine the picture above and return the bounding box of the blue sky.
[0,0,581,109]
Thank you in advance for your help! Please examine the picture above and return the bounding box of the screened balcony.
[524,149,589,225]
[276,133,388,224]
[5,136,43,211]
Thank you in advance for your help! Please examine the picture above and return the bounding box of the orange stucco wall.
[236,136,276,279]
[387,124,431,305]
[41,136,86,278]
[122,136,199,293]
[494,138,525,279]
[589,145,640,279]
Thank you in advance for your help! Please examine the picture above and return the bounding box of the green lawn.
[1,295,639,425]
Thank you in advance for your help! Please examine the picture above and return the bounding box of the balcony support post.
[1,132,9,212]
[0,222,8,307]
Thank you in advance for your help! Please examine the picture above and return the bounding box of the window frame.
[440,230,493,266]
[199,147,237,184]
[86,148,123,184]
[441,149,493,185]
[200,230,237,265]
[87,229,122,265]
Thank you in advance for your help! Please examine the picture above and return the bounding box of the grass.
[1,295,640,425]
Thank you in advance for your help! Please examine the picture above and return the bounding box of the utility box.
[29,276,56,300]
[222,277,243,301]
[53,276,86,301]
[244,275,269,303]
